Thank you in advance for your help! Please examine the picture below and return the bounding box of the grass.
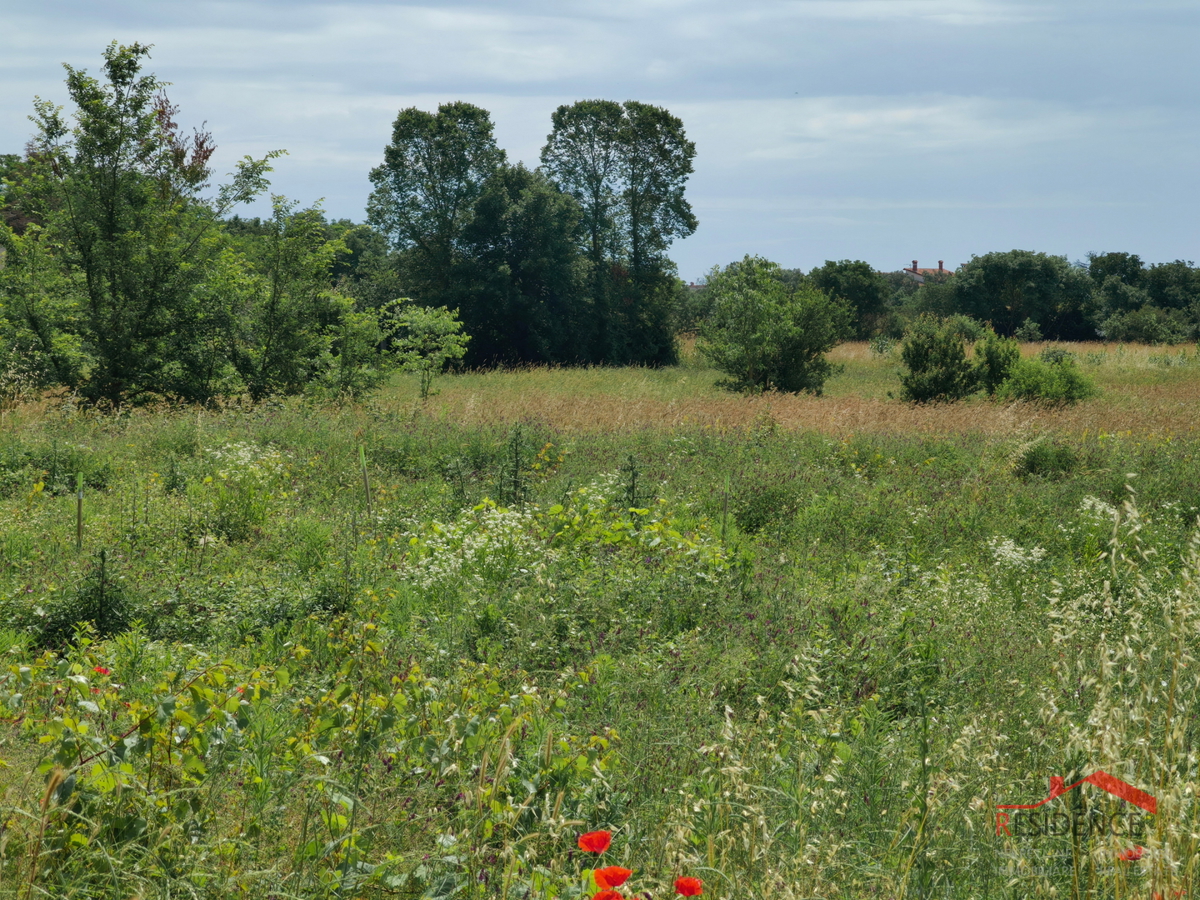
[1,343,1199,898]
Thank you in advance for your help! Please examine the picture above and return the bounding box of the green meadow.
[2,343,1200,899]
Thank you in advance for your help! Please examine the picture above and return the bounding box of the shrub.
[698,256,852,394]
[942,314,987,342]
[898,317,978,403]
[972,330,1020,396]
[1013,317,1044,342]
[1013,438,1079,479]
[995,355,1098,404]
[732,482,801,534]
[1100,306,1192,344]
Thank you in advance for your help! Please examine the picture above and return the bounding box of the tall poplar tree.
[541,100,697,364]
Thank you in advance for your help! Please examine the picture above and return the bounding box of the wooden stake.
[359,446,373,521]
[76,472,83,551]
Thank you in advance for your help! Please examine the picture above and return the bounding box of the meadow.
[2,341,1200,899]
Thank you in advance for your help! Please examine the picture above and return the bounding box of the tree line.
[4,44,1198,407]
[0,43,695,405]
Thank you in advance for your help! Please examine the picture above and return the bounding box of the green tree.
[697,256,851,394]
[366,102,505,303]
[808,259,891,338]
[381,299,470,401]
[541,100,696,364]
[226,198,350,401]
[456,163,588,365]
[1087,251,1145,287]
[898,317,978,403]
[950,250,1093,340]
[14,41,277,404]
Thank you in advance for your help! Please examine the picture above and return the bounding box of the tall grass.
[1,346,1200,896]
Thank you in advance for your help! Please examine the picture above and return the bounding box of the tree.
[225,198,350,401]
[898,317,978,403]
[1087,251,1145,287]
[455,163,588,365]
[808,259,890,338]
[949,250,1093,340]
[541,100,696,364]
[366,102,505,303]
[381,299,469,401]
[697,256,851,394]
[13,41,277,404]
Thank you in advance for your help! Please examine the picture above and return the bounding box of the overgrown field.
[3,343,1200,899]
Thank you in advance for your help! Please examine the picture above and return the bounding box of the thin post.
[75,472,84,551]
[359,446,373,520]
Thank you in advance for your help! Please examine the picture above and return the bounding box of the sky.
[2,0,1198,281]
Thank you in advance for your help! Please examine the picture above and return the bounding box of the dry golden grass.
[392,341,1200,437]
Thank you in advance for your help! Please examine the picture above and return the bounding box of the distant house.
[902,260,954,284]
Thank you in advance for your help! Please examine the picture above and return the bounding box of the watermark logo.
[996,770,1156,839]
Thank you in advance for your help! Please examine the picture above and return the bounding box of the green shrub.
[972,330,1020,395]
[1013,317,1043,341]
[898,317,978,402]
[1100,306,1192,344]
[732,482,801,534]
[698,256,852,394]
[1013,438,1079,479]
[942,314,987,341]
[995,355,1098,404]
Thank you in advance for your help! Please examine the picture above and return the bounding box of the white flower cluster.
[1078,495,1118,524]
[404,504,545,589]
[987,536,1048,570]
[204,441,287,485]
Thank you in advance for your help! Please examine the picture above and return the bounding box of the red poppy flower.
[578,831,612,853]
[675,876,703,896]
[1117,845,1144,862]
[593,892,623,900]
[93,666,111,675]
[595,866,632,888]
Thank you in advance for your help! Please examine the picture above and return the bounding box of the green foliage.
[1013,437,1079,479]
[12,42,279,405]
[1012,317,1044,341]
[541,99,695,364]
[227,197,354,401]
[382,299,470,400]
[731,481,801,534]
[898,317,978,402]
[1100,305,1193,344]
[367,101,505,286]
[808,259,891,338]
[951,249,1094,340]
[697,256,851,394]
[455,163,589,364]
[972,329,1020,395]
[995,352,1099,404]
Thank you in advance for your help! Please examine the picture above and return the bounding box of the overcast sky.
[3,0,1198,280]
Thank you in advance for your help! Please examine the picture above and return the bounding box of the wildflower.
[595,866,632,888]
[593,892,623,900]
[675,876,703,896]
[1117,845,1144,862]
[578,831,612,853]
[93,666,111,675]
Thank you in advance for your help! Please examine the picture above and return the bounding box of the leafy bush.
[898,317,978,402]
[972,330,1020,395]
[941,314,987,342]
[732,482,801,534]
[698,255,852,394]
[1013,317,1044,341]
[1100,306,1193,344]
[995,354,1098,404]
[1012,438,1079,479]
